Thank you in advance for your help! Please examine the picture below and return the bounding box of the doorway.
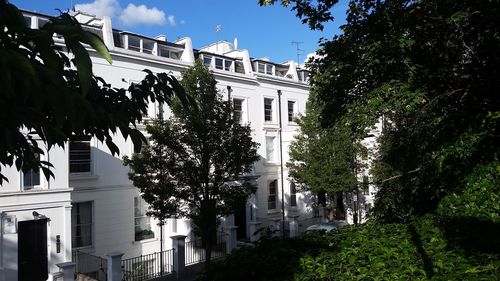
[18,219,48,281]
[234,203,247,240]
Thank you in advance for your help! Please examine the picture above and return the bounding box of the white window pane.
[266,136,275,161]
[264,98,273,122]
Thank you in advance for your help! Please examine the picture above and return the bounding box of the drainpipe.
[277,90,285,239]
[160,220,164,275]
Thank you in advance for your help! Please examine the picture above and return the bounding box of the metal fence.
[185,232,227,265]
[122,249,174,281]
[72,250,108,281]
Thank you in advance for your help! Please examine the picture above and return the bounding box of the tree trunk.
[336,192,346,220]
[199,199,217,271]
[204,243,212,270]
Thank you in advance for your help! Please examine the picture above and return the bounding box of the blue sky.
[12,0,347,64]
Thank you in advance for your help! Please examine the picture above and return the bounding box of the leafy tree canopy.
[259,0,338,30]
[123,61,260,267]
[0,0,185,183]
[265,0,500,222]
[288,90,363,219]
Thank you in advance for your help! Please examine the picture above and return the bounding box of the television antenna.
[291,41,304,64]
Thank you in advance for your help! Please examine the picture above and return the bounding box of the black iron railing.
[72,250,107,281]
[122,249,174,281]
[185,232,227,265]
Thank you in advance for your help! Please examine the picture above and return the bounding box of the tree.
[123,61,260,268]
[263,0,500,222]
[0,0,185,183]
[288,91,360,220]
[259,0,338,30]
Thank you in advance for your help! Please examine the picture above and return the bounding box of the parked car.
[305,220,349,233]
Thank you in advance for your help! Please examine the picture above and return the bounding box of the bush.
[199,217,499,281]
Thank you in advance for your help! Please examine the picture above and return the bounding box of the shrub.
[199,217,499,281]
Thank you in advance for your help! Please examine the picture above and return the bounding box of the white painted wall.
[0,10,313,280]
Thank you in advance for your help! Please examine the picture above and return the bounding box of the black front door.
[18,219,48,281]
[234,203,247,240]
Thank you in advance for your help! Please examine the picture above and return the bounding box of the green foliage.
[288,91,358,200]
[258,0,339,30]
[0,0,184,183]
[201,216,500,281]
[123,61,260,265]
[438,162,500,223]
[288,0,500,222]
[199,234,327,281]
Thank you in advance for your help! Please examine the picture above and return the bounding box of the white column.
[225,226,238,254]
[63,205,72,261]
[288,215,299,237]
[170,235,186,279]
[56,262,75,281]
[105,252,124,281]
[248,221,262,242]
[319,206,328,223]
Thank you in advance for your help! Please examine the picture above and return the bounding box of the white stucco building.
[0,10,320,281]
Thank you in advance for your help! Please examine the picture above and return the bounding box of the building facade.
[0,10,318,281]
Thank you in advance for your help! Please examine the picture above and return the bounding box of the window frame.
[264,97,274,122]
[134,196,155,241]
[71,201,94,249]
[232,97,245,124]
[290,182,297,207]
[22,153,42,190]
[268,180,278,210]
[235,60,245,73]
[203,55,213,67]
[265,136,276,162]
[127,35,141,52]
[266,64,274,75]
[224,60,233,71]
[287,100,297,123]
[69,136,92,175]
[215,57,224,70]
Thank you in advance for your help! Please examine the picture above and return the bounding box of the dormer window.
[298,70,310,82]
[215,57,223,70]
[203,55,234,72]
[37,17,49,28]
[142,39,155,55]
[128,36,141,52]
[203,55,212,67]
[159,46,170,58]
[224,60,232,71]
[235,61,245,73]
[266,64,274,75]
[255,62,274,75]
[24,16,32,27]
[258,63,265,73]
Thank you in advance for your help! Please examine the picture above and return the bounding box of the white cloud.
[167,15,176,26]
[119,3,166,26]
[75,0,172,27]
[180,19,186,25]
[75,0,120,18]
